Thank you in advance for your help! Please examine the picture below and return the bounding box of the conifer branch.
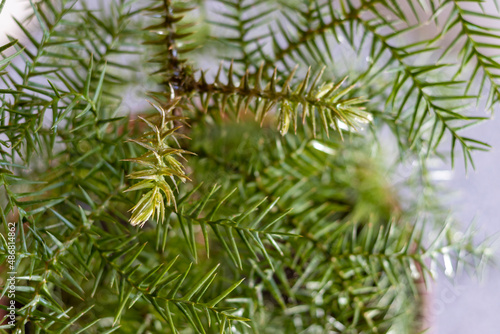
[124,99,192,227]
[95,244,248,331]
[360,19,491,168]
[170,185,293,269]
[209,0,276,70]
[190,62,370,136]
[144,0,197,93]
[1,1,77,163]
[267,1,371,70]
[440,0,500,107]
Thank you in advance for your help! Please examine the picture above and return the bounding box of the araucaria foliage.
[0,0,495,333]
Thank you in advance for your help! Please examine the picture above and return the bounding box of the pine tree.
[0,0,495,333]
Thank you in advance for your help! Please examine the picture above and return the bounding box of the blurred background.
[1,0,498,332]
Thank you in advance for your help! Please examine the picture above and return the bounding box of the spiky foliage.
[124,99,192,226]
[0,0,496,333]
[191,63,370,136]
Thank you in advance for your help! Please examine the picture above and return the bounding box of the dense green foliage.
[0,0,496,333]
